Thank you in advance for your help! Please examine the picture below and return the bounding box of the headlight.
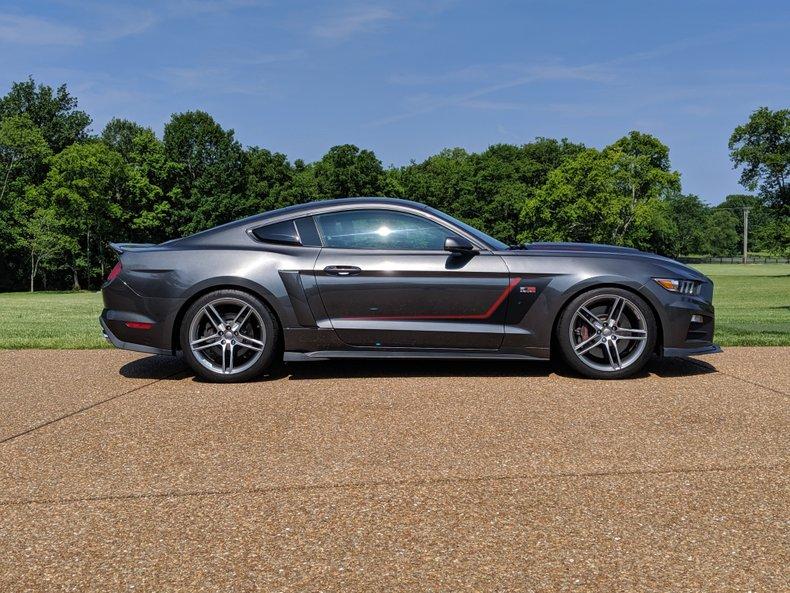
[653,278,701,295]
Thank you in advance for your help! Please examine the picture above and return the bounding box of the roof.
[169,197,433,245]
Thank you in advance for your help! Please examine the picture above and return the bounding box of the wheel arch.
[549,279,666,356]
[170,277,285,354]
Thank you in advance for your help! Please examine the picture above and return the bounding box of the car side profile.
[100,197,720,382]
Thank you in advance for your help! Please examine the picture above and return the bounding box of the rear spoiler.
[108,242,158,255]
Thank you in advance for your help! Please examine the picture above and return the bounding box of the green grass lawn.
[692,264,789,346]
[0,291,109,349]
[0,264,787,349]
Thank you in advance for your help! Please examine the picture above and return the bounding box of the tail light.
[107,261,122,283]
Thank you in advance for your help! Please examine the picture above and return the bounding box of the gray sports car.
[100,197,720,382]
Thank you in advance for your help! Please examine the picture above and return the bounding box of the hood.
[521,242,642,255]
[511,242,707,281]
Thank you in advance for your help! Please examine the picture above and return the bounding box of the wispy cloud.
[459,99,530,111]
[0,13,83,45]
[0,0,261,47]
[165,0,260,12]
[372,62,614,125]
[371,24,787,126]
[157,65,276,97]
[312,6,396,40]
[236,49,307,65]
[389,62,612,87]
[92,6,159,42]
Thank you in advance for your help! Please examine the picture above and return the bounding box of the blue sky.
[1,0,788,203]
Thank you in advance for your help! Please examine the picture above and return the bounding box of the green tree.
[521,135,679,252]
[729,107,789,213]
[314,144,385,199]
[244,147,296,211]
[34,142,129,288]
[101,118,149,160]
[12,203,76,292]
[604,131,680,244]
[0,78,91,153]
[521,148,623,244]
[163,111,247,233]
[472,139,585,244]
[0,114,51,204]
[398,148,475,221]
[706,209,740,256]
[123,129,179,242]
[665,193,711,257]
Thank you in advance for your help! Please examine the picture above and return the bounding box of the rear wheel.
[557,288,656,379]
[180,289,279,382]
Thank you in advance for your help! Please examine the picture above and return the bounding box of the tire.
[179,289,279,383]
[556,287,657,379]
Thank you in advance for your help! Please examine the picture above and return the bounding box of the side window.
[251,220,300,245]
[315,210,461,250]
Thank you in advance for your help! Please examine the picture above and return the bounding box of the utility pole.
[742,207,751,264]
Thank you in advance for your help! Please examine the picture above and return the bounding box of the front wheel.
[556,288,657,379]
[180,289,279,382]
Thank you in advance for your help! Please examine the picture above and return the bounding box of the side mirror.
[444,236,477,254]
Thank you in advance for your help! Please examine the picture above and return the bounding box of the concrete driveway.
[0,348,787,592]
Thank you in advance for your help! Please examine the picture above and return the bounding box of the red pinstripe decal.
[342,276,522,320]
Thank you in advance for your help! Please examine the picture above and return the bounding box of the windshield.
[425,207,509,251]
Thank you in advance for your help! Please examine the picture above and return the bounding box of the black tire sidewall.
[179,289,279,382]
[557,287,657,379]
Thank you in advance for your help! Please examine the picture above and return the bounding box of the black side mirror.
[444,236,477,254]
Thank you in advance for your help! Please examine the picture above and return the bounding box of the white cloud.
[0,13,84,45]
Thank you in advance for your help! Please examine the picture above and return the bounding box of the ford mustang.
[100,197,720,382]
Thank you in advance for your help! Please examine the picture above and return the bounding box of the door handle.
[324,265,362,276]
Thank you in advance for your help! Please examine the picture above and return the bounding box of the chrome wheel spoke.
[231,305,252,331]
[609,341,622,369]
[615,334,646,341]
[616,327,646,334]
[574,333,600,355]
[204,304,225,330]
[577,307,602,330]
[608,297,625,324]
[236,334,264,351]
[193,339,223,351]
[191,334,219,347]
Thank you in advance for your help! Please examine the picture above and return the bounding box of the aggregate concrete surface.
[0,348,787,592]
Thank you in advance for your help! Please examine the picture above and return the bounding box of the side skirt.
[284,349,549,362]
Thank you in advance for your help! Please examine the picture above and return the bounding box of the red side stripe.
[343,276,521,321]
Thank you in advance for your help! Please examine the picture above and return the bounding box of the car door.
[312,208,512,349]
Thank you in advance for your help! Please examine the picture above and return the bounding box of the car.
[100,197,720,382]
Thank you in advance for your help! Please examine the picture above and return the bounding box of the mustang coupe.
[101,197,719,382]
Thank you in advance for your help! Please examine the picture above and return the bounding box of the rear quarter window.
[251,220,300,245]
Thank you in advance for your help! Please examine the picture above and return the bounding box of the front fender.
[507,273,668,353]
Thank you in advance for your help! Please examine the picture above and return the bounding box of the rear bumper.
[662,344,722,358]
[101,278,181,354]
[100,316,172,356]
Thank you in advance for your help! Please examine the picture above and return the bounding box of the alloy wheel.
[188,297,266,375]
[568,294,648,373]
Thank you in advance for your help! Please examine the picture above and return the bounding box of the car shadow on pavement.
[119,354,187,380]
[118,354,717,383]
[283,355,717,381]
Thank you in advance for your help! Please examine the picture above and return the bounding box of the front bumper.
[662,343,722,358]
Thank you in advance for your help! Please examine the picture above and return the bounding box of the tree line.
[0,78,787,292]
